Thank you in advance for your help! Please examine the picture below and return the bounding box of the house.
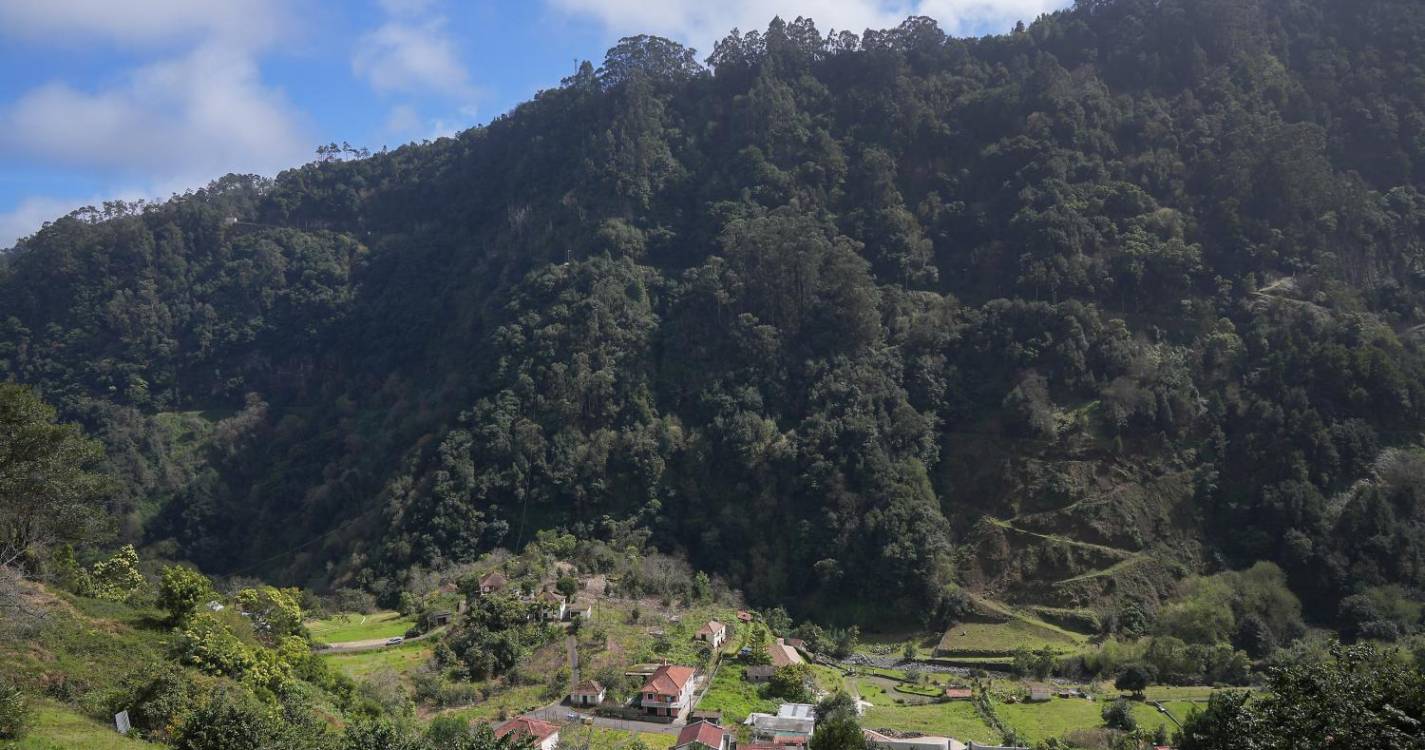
[943,687,973,701]
[863,729,966,750]
[566,600,594,621]
[745,665,775,683]
[536,590,567,620]
[494,717,561,750]
[1026,685,1052,703]
[768,638,805,667]
[674,720,735,750]
[570,680,605,706]
[426,610,453,628]
[696,620,728,649]
[640,664,697,718]
[478,571,508,596]
[745,704,816,739]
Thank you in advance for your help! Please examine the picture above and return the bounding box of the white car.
[386,636,404,645]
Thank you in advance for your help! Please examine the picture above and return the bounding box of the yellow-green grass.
[2,700,159,750]
[696,664,777,722]
[994,697,1106,744]
[307,611,415,644]
[1130,701,1198,736]
[582,726,677,750]
[936,618,1084,655]
[860,702,998,744]
[438,684,551,725]
[320,640,433,682]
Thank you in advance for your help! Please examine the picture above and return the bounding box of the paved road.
[525,704,684,736]
[314,626,446,654]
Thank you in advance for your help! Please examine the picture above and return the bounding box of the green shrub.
[158,565,214,627]
[0,676,30,740]
[91,545,146,603]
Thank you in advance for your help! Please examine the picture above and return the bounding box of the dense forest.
[3,0,1425,632]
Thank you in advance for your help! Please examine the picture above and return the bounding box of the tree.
[1102,698,1137,731]
[768,664,813,701]
[1115,665,1152,698]
[0,675,28,740]
[91,545,145,602]
[1177,643,1425,749]
[235,586,304,642]
[555,576,578,598]
[810,692,866,750]
[158,565,213,627]
[0,384,107,572]
[171,688,283,750]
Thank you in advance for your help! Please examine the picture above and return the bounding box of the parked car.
[387,636,404,645]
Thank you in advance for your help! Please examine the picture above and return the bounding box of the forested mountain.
[4,0,1425,629]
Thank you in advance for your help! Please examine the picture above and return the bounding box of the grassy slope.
[1,700,160,750]
[320,639,435,684]
[307,611,416,643]
[696,664,778,722]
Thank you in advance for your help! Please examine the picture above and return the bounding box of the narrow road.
[314,626,447,653]
[567,635,580,695]
[525,704,684,736]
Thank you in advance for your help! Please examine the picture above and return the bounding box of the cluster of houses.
[475,570,593,622]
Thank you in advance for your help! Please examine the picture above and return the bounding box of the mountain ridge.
[3,0,1425,630]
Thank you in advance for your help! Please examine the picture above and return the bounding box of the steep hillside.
[4,0,1425,626]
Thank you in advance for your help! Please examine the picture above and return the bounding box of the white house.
[570,680,606,707]
[696,620,728,649]
[745,704,816,738]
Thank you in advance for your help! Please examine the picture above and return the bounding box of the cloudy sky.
[0,0,1070,248]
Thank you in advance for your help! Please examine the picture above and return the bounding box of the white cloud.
[0,0,289,50]
[353,16,475,100]
[0,196,83,250]
[1,43,310,181]
[0,1,311,248]
[547,0,1068,53]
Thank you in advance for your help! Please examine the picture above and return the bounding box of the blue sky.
[0,0,1070,248]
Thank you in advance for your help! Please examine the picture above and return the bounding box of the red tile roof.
[481,571,508,589]
[494,717,559,743]
[768,638,805,667]
[676,721,728,749]
[640,664,696,696]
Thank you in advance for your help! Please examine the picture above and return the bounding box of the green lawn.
[860,702,997,744]
[696,664,777,722]
[320,640,434,682]
[936,618,1084,655]
[2,700,159,750]
[995,697,1105,744]
[307,611,416,644]
[583,726,676,750]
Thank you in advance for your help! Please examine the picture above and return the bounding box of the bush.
[110,666,194,741]
[91,545,146,603]
[1102,698,1137,731]
[159,566,214,627]
[0,676,30,740]
[171,688,282,750]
